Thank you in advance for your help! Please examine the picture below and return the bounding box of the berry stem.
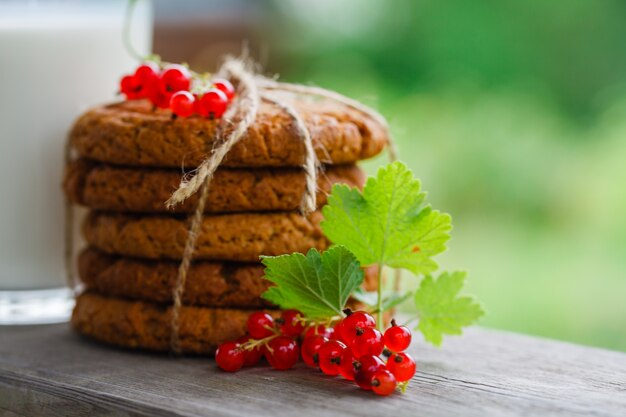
[376,263,384,332]
[240,334,278,352]
[263,324,278,333]
[304,316,342,333]
[399,381,409,394]
[122,0,206,82]
[122,0,145,61]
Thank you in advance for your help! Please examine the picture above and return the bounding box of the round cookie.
[71,292,279,355]
[72,293,383,355]
[69,99,388,168]
[64,159,365,214]
[83,211,328,262]
[78,248,380,308]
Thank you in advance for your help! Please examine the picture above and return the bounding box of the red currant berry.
[215,341,245,372]
[247,312,275,339]
[331,319,348,344]
[159,64,191,94]
[371,369,397,396]
[350,327,384,358]
[341,310,376,344]
[354,355,385,390]
[169,91,196,117]
[279,310,305,337]
[197,88,228,119]
[236,335,263,367]
[383,320,412,352]
[192,94,202,113]
[134,62,160,82]
[265,336,299,371]
[386,352,416,382]
[120,75,142,99]
[148,88,172,109]
[133,62,160,99]
[304,324,334,339]
[317,340,346,376]
[301,335,328,368]
[212,78,235,100]
[338,347,356,380]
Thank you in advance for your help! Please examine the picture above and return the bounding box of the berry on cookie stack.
[63,62,389,355]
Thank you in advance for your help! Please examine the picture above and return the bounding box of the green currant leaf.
[321,161,451,275]
[414,271,485,346]
[261,246,363,319]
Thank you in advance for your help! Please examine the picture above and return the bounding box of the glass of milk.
[0,0,152,324]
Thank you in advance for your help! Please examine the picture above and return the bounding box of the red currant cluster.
[215,310,416,397]
[119,62,235,119]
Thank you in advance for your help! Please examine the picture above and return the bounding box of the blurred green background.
[154,0,626,351]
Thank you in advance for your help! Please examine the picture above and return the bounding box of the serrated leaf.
[261,246,363,319]
[414,271,485,346]
[321,161,452,275]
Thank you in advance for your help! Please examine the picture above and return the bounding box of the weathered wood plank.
[0,324,625,417]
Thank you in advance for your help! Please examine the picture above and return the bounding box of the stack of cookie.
[64,97,388,354]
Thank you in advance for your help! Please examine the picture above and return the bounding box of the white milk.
[0,1,152,290]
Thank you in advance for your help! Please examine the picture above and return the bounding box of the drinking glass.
[0,0,152,324]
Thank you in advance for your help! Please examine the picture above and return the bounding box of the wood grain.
[0,324,625,417]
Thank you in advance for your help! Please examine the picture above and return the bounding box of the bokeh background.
[151,0,626,351]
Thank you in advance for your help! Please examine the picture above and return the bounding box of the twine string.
[257,79,397,162]
[168,58,261,353]
[258,80,402,293]
[257,79,403,292]
[169,177,211,353]
[260,93,319,215]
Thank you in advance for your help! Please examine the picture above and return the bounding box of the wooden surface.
[0,324,625,417]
